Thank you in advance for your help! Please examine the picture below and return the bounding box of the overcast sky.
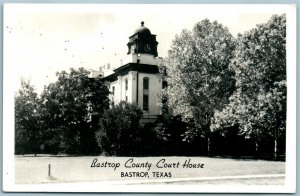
[4,4,288,94]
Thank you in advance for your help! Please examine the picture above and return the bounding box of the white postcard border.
[2,4,297,193]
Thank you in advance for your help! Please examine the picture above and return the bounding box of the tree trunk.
[207,136,210,156]
[274,128,278,160]
[205,113,211,157]
[255,128,259,158]
[255,141,259,158]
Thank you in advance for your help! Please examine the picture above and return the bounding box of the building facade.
[90,22,165,122]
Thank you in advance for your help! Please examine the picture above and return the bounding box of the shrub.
[95,102,143,156]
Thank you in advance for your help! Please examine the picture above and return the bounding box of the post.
[48,164,51,176]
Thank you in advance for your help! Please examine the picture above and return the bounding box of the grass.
[15,156,285,185]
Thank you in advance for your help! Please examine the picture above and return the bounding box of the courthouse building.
[89,22,167,122]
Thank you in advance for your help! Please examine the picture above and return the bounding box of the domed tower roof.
[134,21,151,35]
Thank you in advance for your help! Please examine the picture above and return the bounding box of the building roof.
[101,62,160,82]
[134,21,151,35]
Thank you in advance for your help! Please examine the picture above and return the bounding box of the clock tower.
[95,21,165,123]
[127,21,158,57]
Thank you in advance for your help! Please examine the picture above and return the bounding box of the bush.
[148,114,190,156]
[95,102,143,156]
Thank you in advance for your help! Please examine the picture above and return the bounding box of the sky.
[3,4,288,94]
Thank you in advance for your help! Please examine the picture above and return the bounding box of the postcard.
[3,4,296,193]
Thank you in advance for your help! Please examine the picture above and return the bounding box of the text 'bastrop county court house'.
[89,22,168,123]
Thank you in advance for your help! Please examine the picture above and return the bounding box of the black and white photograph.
[2,4,296,193]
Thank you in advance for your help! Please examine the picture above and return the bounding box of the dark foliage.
[39,68,109,155]
[96,102,143,156]
[15,80,41,155]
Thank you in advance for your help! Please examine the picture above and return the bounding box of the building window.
[126,96,128,102]
[143,77,149,90]
[162,81,168,89]
[143,95,149,111]
[111,86,115,107]
[125,78,128,90]
[112,86,115,95]
[143,77,149,111]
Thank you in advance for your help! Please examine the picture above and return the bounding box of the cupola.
[127,21,158,57]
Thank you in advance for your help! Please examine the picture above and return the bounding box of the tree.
[166,19,236,155]
[95,101,143,156]
[15,79,41,155]
[40,67,109,154]
[211,14,286,159]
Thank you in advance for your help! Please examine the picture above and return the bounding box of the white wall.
[108,71,163,117]
[107,53,164,120]
[137,72,162,117]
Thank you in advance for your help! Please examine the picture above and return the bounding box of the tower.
[127,21,158,57]
[100,22,164,122]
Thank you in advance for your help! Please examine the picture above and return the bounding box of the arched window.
[143,77,149,90]
[143,77,149,111]
[125,78,128,90]
[143,95,149,111]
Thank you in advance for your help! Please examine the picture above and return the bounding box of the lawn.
[15,156,285,185]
